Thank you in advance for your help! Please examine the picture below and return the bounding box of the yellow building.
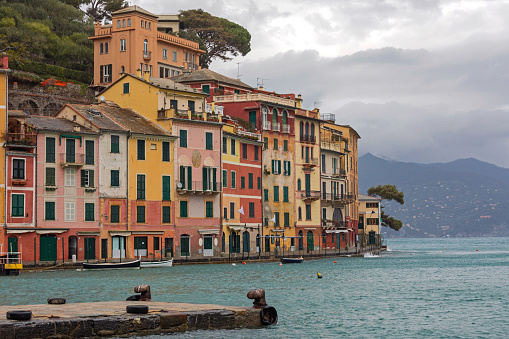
[294,109,322,252]
[358,194,382,249]
[0,54,9,251]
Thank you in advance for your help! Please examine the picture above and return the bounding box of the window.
[162,176,171,201]
[161,141,170,161]
[249,202,255,218]
[105,42,108,54]
[222,170,227,188]
[45,202,55,220]
[284,212,290,227]
[248,173,253,189]
[230,202,235,219]
[284,140,288,151]
[240,176,245,189]
[137,140,145,160]
[163,48,168,59]
[117,20,121,28]
[111,170,119,187]
[100,43,104,54]
[85,140,94,165]
[65,168,75,186]
[123,82,129,94]
[111,135,120,153]
[223,207,228,219]
[206,132,213,150]
[257,177,261,189]
[122,19,125,27]
[263,137,268,149]
[110,205,120,223]
[143,39,148,55]
[274,186,279,202]
[12,159,25,179]
[274,212,280,227]
[162,206,171,223]
[172,50,177,62]
[222,137,227,154]
[283,160,291,176]
[322,154,326,173]
[231,139,236,155]
[46,137,56,163]
[367,218,380,225]
[242,144,248,159]
[366,202,379,208]
[11,194,24,217]
[137,206,145,223]
[297,179,301,191]
[264,189,269,201]
[306,204,311,220]
[46,168,55,186]
[298,207,302,220]
[180,130,187,148]
[283,186,289,202]
[271,160,281,174]
[85,203,94,221]
[80,169,94,188]
[137,174,145,199]
[120,39,126,51]
[254,145,259,161]
[273,138,278,150]
[202,85,210,96]
[65,201,75,221]
[100,64,112,83]
[231,171,236,188]
[248,111,256,129]
[127,19,131,26]
[180,201,188,217]
[206,201,213,218]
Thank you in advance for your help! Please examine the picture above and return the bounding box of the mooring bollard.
[247,289,278,326]
[126,284,151,301]
[247,289,266,309]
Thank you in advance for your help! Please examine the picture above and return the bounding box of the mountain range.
[358,153,509,238]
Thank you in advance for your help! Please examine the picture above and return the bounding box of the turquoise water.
[2,237,509,338]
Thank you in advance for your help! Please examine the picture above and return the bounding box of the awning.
[131,231,165,235]
[6,229,35,234]
[304,228,317,230]
[198,229,219,235]
[36,229,67,234]
[227,225,245,231]
[109,231,132,236]
[270,229,285,233]
[77,232,100,236]
[325,230,349,234]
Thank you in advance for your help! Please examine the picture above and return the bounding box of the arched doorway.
[230,231,240,253]
[307,231,314,251]
[298,230,304,250]
[242,231,250,253]
[180,234,190,257]
[68,236,77,259]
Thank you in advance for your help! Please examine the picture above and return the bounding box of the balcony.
[324,219,347,229]
[282,124,290,134]
[6,132,37,147]
[176,180,220,194]
[300,135,316,144]
[320,113,336,123]
[300,190,320,201]
[332,168,347,178]
[59,153,85,167]
[303,157,318,168]
[321,139,342,152]
[143,50,151,60]
[12,179,27,186]
[237,130,262,141]
[213,93,295,107]
[272,122,280,132]
[263,121,271,131]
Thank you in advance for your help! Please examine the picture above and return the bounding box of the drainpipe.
[34,133,37,228]
[125,131,130,258]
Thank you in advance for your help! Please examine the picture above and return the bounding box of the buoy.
[317,273,322,279]
[476,249,478,251]
[232,263,236,266]
[333,261,337,263]
[279,263,283,266]
[243,262,246,265]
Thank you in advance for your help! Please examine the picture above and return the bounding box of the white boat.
[140,259,173,268]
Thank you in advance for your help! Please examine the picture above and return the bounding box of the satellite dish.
[99,95,105,102]
[177,182,182,189]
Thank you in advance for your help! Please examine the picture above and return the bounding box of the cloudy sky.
[137,0,509,168]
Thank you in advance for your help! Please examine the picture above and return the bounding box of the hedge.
[10,60,93,85]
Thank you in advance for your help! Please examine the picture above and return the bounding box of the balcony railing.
[324,220,347,228]
[303,157,318,167]
[300,190,320,200]
[237,130,261,141]
[262,121,271,131]
[282,124,290,134]
[321,193,356,204]
[59,153,85,167]
[320,113,336,122]
[272,122,280,132]
[176,180,221,194]
[6,132,37,146]
[300,135,316,144]
[213,93,295,107]
[143,50,152,60]
[332,168,347,177]
[321,140,342,152]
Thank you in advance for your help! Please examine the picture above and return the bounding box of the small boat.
[140,259,173,268]
[280,257,304,264]
[82,260,140,270]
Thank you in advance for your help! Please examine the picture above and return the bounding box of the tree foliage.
[367,184,405,231]
[81,0,128,22]
[178,9,251,68]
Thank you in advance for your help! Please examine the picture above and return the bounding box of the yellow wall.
[0,69,7,241]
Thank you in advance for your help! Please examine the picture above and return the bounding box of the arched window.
[299,121,303,139]
[262,107,268,124]
[127,18,131,26]
[297,178,301,191]
[310,124,315,142]
[143,39,148,53]
[105,42,108,54]
[141,20,144,27]
[272,108,278,125]
[282,110,288,125]
[148,22,151,30]
[117,20,121,28]
[100,43,103,54]
[305,122,309,139]
[122,19,125,27]
[298,230,304,250]
[120,66,125,73]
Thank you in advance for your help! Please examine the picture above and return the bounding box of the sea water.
[2,237,509,338]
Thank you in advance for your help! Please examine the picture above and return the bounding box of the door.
[40,234,57,261]
[65,139,75,163]
[112,236,126,259]
[242,231,250,253]
[249,111,256,130]
[101,239,108,259]
[265,237,270,252]
[84,237,95,260]
[305,173,311,196]
[298,230,304,250]
[180,235,190,257]
[165,237,173,257]
[307,231,314,251]
[134,236,148,257]
[203,236,213,256]
[68,236,77,259]
[8,237,18,253]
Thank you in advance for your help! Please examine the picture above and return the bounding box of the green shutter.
[89,170,94,187]
[264,189,268,201]
[212,168,217,191]
[137,175,145,199]
[203,167,208,191]
[162,206,171,223]
[137,140,145,160]
[111,170,119,187]
[187,166,192,190]
[206,132,213,150]
[180,130,187,147]
[241,176,245,189]
[46,138,55,163]
[278,160,281,175]
[46,168,55,186]
[81,170,86,187]
[162,176,171,201]
[162,142,170,161]
[110,205,120,223]
[85,203,94,221]
[231,171,236,188]
[180,200,188,217]
[85,140,94,165]
[45,202,55,220]
[180,166,185,188]
[206,201,213,217]
[257,177,261,189]
[223,170,227,188]
[274,186,279,202]
[111,135,119,153]
[12,194,24,217]
[283,186,289,202]
[248,173,253,189]
[287,161,291,176]
[137,206,145,223]
[271,160,275,173]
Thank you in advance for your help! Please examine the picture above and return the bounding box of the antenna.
[257,78,269,88]
[314,101,322,109]
[236,62,242,80]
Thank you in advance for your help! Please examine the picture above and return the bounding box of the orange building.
[90,5,205,89]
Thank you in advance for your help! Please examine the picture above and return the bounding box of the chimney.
[144,70,150,82]
[296,94,302,109]
[1,53,8,70]
[136,69,142,78]
[258,86,264,91]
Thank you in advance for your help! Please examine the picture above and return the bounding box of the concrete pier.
[0,301,263,338]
